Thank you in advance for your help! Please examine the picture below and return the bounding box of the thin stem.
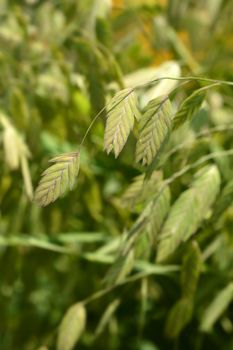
[137,76,233,90]
[79,106,106,147]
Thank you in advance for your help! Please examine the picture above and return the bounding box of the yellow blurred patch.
[113,0,167,7]
[151,50,174,66]
[112,0,123,7]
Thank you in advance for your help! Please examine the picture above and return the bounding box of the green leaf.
[103,249,135,287]
[95,299,120,337]
[57,303,86,350]
[200,282,233,332]
[173,88,206,130]
[181,241,202,298]
[135,96,173,166]
[34,152,80,206]
[104,88,140,157]
[156,165,220,262]
[165,298,193,338]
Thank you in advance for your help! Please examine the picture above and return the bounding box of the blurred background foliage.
[0,0,233,349]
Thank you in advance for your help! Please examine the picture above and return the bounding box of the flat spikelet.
[173,88,206,130]
[104,88,140,157]
[156,165,221,262]
[135,96,173,166]
[34,152,80,206]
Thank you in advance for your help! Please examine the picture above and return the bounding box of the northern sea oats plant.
[1,1,233,350]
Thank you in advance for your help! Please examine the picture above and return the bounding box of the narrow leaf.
[95,299,120,337]
[200,283,233,332]
[104,88,140,157]
[103,249,135,287]
[35,152,79,206]
[181,241,202,298]
[135,96,173,166]
[57,303,86,350]
[20,155,34,200]
[165,298,193,338]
